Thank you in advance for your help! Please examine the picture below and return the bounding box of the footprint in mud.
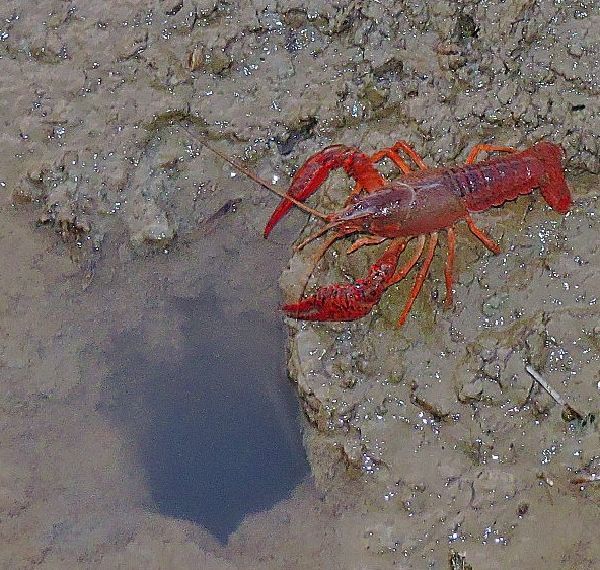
[102,292,309,543]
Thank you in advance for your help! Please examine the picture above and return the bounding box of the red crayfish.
[190,128,572,327]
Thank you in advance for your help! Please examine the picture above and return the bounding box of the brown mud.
[1,1,599,568]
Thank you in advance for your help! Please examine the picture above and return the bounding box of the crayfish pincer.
[191,130,572,327]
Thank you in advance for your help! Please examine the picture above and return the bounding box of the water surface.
[105,292,309,542]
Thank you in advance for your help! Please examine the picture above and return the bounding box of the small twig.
[526,365,565,405]
[571,475,600,486]
[525,364,583,421]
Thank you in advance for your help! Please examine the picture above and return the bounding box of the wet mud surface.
[1,0,599,568]
[284,178,599,568]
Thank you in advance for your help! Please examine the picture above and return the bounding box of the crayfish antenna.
[182,125,329,223]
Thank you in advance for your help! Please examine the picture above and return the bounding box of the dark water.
[104,293,309,543]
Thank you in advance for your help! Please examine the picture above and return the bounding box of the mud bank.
[1,0,599,568]
[284,176,599,567]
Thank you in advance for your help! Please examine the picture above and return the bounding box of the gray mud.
[284,177,599,568]
[1,1,599,568]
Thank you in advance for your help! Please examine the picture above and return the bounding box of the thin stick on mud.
[181,125,328,222]
[525,364,583,420]
[570,474,600,486]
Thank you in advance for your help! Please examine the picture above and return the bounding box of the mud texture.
[284,177,599,567]
[1,0,599,569]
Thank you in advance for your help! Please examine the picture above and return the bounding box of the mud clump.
[284,182,599,566]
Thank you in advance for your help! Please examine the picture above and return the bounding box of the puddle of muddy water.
[102,292,309,543]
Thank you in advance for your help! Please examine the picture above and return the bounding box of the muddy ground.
[1,1,599,569]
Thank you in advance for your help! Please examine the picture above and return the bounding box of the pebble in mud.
[128,198,177,246]
[458,377,484,403]
[187,44,232,74]
[481,293,509,318]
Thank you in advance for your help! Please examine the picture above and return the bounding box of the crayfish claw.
[264,145,386,237]
[282,287,376,322]
[283,237,408,322]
